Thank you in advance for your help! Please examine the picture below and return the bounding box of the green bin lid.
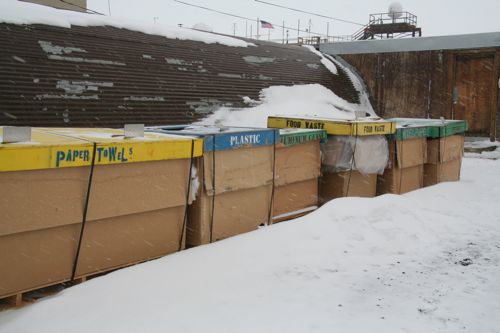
[278,128,327,146]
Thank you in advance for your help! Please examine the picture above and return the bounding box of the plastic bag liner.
[321,135,388,175]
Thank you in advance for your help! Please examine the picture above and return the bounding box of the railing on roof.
[295,11,421,46]
[297,35,354,45]
[369,11,418,27]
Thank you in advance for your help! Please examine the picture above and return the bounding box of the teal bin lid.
[387,118,468,140]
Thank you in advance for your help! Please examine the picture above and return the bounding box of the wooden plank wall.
[342,48,500,140]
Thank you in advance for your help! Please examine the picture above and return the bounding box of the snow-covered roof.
[320,31,500,55]
[0,0,252,48]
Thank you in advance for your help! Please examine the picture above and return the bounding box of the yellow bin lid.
[0,127,202,172]
[267,115,396,136]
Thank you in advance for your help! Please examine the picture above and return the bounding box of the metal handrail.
[368,11,417,26]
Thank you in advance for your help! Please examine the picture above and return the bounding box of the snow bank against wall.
[0,0,252,47]
[197,84,378,128]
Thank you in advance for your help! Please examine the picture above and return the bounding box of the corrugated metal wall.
[0,23,361,127]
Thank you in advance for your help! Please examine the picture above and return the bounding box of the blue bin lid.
[147,125,279,152]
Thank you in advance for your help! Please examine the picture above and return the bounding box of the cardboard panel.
[0,224,78,298]
[273,178,318,218]
[211,185,271,242]
[0,206,184,298]
[0,159,191,236]
[0,167,89,236]
[427,135,464,164]
[377,165,424,195]
[76,206,185,276]
[87,159,190,221]
[203,145,273,195]
[319,171,377,204]
[388,138,427,169]
[187,181,272,247]
[275,140,321,186]
[424,158,462,186]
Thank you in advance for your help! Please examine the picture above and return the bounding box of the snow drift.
[0,156,499,332]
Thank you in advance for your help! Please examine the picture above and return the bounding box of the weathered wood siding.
[342,48,500,139]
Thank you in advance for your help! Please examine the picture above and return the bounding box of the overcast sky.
[87,0,500,42]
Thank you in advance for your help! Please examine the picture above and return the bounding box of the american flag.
[260,20,274,29]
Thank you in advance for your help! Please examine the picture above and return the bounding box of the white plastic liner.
[321,135,388,175]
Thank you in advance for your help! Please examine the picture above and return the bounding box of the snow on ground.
[465,140,500,150]
[465,147,500,160]
[465,139,500,160]
[197,84,377,127]
[0,0,252,47]
[1,155,499,332]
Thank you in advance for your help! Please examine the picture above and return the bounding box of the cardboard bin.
[148,126,278,247]
[268,116,395,203]
[272,128,326,223]
[380,118,467,187]
[378,120,428,194]
[0,127,202,298]
[424,135,464,186]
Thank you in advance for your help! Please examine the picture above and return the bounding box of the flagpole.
[297,19,300,42]
[257,17,260,40]
[282,20,284,44]
[268,28,270,41]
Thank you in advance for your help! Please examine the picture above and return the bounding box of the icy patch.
[218,73,243,79]
[3,112,18,119]
[197,84,376,128]
[1,0,253,48]
[35,94,98,100]
[48,55,126,66]
[56,80,113,94]
[465,147,500,160]
[165,58,203,66]
[124,96,165,102]
[303,46,375,116]
[12,55,26,63]
[243,55,276,64]
[38,40,87,55]
[326,55,375,116]
[303,45,338,75]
